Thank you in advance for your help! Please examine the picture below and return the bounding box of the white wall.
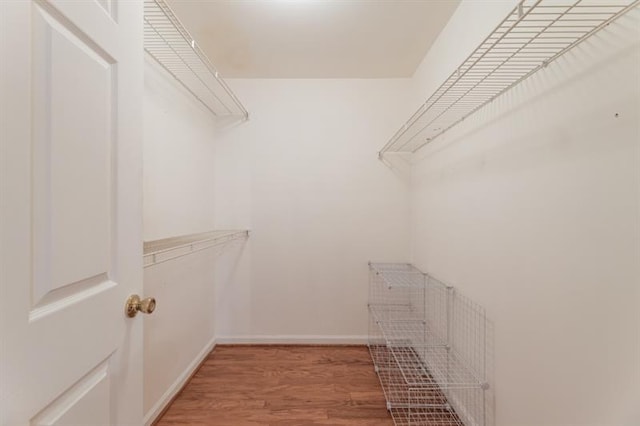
[143,57,217,241]
[409,2,640,425]
[213,79,414,342]
[142,250,217,423]
[142,58,226,423]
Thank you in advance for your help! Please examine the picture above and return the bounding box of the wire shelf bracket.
[144,0,249,120]
[379,0,640,156]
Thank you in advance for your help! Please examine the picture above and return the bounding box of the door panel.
[32,1,114,305]
[30,362,110,426]
[0,0,143,424]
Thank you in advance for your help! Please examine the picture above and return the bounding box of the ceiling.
[166,0,460,79]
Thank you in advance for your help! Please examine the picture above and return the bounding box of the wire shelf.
[393,346,484,389]
[370,263,422,273]
[390,406,465,426]
[380,0,639,154]
[369,262,426,289]
[375,347,470,426]
[143,230,249,267]
[144,0,248,119]
[371,315,446,350]
[368,304,421,322]
[378,359,451,408]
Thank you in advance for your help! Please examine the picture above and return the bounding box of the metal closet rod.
[143,230,250,267]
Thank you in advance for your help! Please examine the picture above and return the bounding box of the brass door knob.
[125,294,156,318]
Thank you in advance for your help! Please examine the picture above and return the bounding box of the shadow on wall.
[215,114,249,133]
[378,151,412,184]
[213,239,250,337]
[214,239,248,297]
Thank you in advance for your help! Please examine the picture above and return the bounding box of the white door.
[1,0,144,425]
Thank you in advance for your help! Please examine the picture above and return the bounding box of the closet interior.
[140,0,640,425]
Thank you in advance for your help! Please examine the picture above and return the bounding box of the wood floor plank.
[155,345,393,426]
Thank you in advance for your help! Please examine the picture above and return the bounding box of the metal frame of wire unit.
[144,0,248,119]
[368,262,489,426]
[379,0,640,155]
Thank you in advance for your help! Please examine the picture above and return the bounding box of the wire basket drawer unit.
[368,263,489,426]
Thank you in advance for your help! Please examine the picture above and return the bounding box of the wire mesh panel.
[369,263,426,320]
[371,263,427,288]
[380,351,414,408]
[449,291,488,389]
[374,346,449,409]
[390,407,464,426]
[368,308,389,370]
[425,276,450,348]
[408,389,466,426]
[380,0,639,154]
[378,319,429,348]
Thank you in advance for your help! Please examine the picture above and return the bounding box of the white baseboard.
[143,336,217,426]
[214,335,368,345]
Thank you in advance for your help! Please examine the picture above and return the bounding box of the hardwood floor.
[155,345,393,426]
